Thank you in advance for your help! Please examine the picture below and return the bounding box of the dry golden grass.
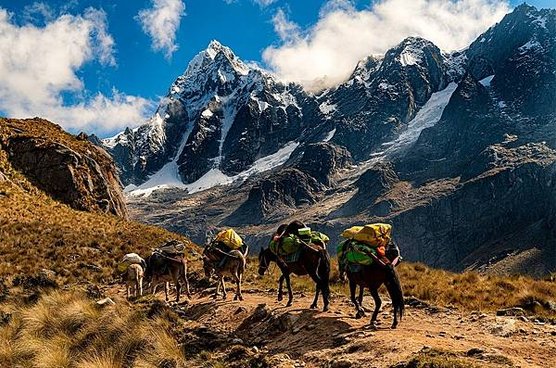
[0,176,194,284]
[0,141,195,284]
[0,290,186,368]
[245,258,556,317]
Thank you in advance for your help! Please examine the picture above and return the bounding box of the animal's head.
[284,220,305,236]
[258,248,271,276]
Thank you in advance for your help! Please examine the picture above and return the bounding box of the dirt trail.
[108,282,556,368]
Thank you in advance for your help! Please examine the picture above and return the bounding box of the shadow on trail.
[233,305,359,358]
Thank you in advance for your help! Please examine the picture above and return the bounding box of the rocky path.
[108,284,556,368]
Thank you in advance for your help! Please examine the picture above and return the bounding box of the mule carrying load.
[259,221,332,311]
[145,239,191,303]
[203,228,248,301]
[338,223,404,328]
[117,253,147,273]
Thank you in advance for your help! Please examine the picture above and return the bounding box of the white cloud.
[263,0,511,91]
[136,0,185,59]
[0,7,152,136]
[253,0,278,7]
[272,9,300,43]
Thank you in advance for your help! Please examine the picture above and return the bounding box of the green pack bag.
[310,231,330,247]
[340,241,376,266]
[270,234,302,256]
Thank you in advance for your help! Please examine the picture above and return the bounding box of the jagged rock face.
[292,143,353,187]
[398,73,501,182]
[323,37,450,160]
[0,118,128,218]
[393,156,556,272]
[334,161,399,218]
[226,143,352,225]
[225,168,322,226]
[105,41,321,186]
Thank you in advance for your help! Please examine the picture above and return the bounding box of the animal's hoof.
[355,310,366,319]
[277,295,283,302]
[391,323,398,329]
[310,304,318,309]
[323,305,330,312]
[286,301,293,307]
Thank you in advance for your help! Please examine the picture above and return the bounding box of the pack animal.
[258,221,331,311]
[144,252,191,303]
[203,244,249,301]
[126,263,144,299]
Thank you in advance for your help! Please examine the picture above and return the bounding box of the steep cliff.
[0,118,128,218]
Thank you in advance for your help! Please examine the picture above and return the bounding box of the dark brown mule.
[346,258,404,329]
[258,222,331,311]
[144,252,191,303]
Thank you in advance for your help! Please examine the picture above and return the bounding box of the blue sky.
[0,0,553,136]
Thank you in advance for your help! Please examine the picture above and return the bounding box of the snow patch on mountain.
[128,141,300,196]
[319,101,336,115]
[323,128,336,142]
[480,75,495,87]
[374,82,459,158]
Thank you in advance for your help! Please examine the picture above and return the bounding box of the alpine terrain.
[104,4,556,277]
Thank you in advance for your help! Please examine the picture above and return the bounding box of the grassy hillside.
[0,124,194,285]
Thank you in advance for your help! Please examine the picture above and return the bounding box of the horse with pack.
[202,228,249,301]
[337,223,404,328]
[258,221,331,311]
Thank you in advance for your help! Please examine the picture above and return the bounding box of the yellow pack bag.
[341,226,364,239]
[354,223,392,247]
[342,224,392,247]
[215,228,243,249]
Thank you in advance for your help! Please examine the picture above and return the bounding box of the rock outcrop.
[0,118,128,218]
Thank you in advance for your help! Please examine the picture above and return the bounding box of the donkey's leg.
[321,280,330,312]
[370,288,382,327]
[284,273,294,307]
[277,275,285,302]
[164,282,169,302]
[307,270,321,309]
[127,283,131,299]
[221,277,227,300]
[175,279,181,304]
[139,277,143,297]
[183,274,191,299]
[213,275,220,300]
[358,286,371,312]
[235,271,244,301]
[350,279,365,319]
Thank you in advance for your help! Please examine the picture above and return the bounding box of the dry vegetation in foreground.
[247,258,556,317]
[0,289,187,368]
[0,145,195,285]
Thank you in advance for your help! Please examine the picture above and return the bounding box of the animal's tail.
[318,248,331,296]
[384,264,404,321]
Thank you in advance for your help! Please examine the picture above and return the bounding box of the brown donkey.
[144,252,191,303]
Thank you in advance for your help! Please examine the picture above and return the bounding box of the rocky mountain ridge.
[118,4,554,275]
